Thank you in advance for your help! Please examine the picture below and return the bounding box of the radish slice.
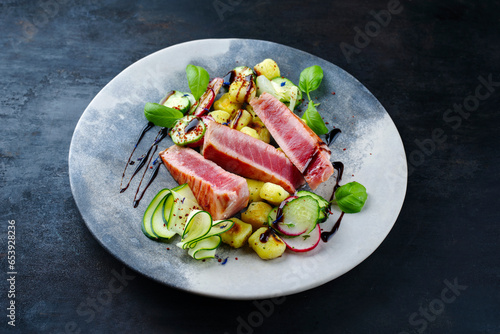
[190,77,224,116]
[273,196,319,236]
[191,88,215,116]
[282,224,321,252]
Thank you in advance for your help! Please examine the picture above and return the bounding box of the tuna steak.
[249,93,334,190]
[202,121,305,193]
[160,145,249,220]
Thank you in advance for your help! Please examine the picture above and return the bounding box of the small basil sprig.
[144,102,183,128]
[298,65,328,135]
[334,182,368,213]
[299,65,324,96]
[186,64,210,101]
[302,100,328,135]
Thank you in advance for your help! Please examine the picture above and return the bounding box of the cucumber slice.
[176,210,233,259]
[151,195,176,239]
[164,185,201,235]
[256,75,280,98]
[296,190,329,208]
[274,196,319,236]
[205,219,234,237]
[177,210,212,249]
[268,196,297,226]
[161,90,192,114]
[271,77,302,109]
[183,92,196,107]
[172,183,198,204]
[143,184,202,240]
[141,222,158,240]
[256,76,301,111]
[143,186,229,260]
[318,210,327,223]
[142,189,171,239]
[296,191,329,223]
[170,116,206,147]
[187,235,222,260]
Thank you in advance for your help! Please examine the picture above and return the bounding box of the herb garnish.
[186,64,210,101]
[334,181,368,213]
[299,65,324,94]
[302,100,328,136]
[299,65,328,135]
[144,102,183,128]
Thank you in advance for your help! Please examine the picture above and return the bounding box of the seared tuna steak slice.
[250,93,334,190]
[160,145,249,220]
[202,121,305,193]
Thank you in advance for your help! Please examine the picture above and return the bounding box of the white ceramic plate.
[69,39,407,300]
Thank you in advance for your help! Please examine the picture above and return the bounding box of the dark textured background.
[1,0,499,333]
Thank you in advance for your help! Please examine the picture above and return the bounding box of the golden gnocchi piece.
[259,182,290,206]
[246,178,266,203]
[240,126,260,140]
[248,227,286,260]
[208,110,231,124]
[221,218,253,249]
[213,93,242,115]
[241,201,273,231]
[228,80,256,104]
[230,109,252,130]
[254,59,280,80]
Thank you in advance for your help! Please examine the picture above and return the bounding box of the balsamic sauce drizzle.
[133,148,162,208]
[120,124,170,207]
[325,128,342,146]
[120,127,166,193]
[184,117,200,134]
[321,212,345,242]
[119,122,154,190]
[120,143,155,193]
[329,161,344,202]
[259,228,274,243]
[321,161,345,242]
[231,110,243,129]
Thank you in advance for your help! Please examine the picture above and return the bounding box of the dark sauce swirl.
[119,122,154,190]
[133,153,162,208]
[120,124,169,207]
[184,118,200,134]
[321,161,345,242]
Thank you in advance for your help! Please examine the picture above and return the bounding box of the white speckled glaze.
[69,39,407,299]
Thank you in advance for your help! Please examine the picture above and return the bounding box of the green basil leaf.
[298,65,324,94]
[144,102,183,128]
[301,100,328,135]
[186,64,210,101]
[335,182,368,213]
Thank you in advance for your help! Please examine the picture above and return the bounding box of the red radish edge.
[282,224,321,253]
[274,221,308,236]
[193,88,215,117]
